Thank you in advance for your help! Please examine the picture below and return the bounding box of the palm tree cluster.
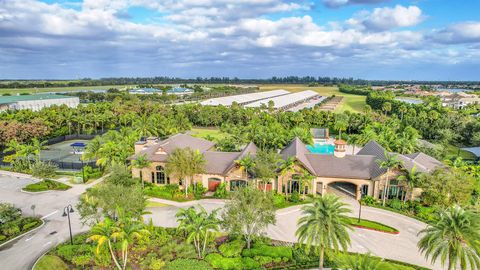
[176,206,220,258]
[89,209,150,270]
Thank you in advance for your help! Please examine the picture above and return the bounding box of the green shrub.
[205,253,242,270]
[56,245,81,261]
[219,239,245,257]
[72,255,91,267]
[242,244,293,260]
[30,161,58,179]
[0,203,21,225]
[416,206,437,222]
[164,259,213,270]
[1,224,20,236]
[272,194,286,207]
[149,258,166,270]
[241,257,261,270]
[214,183,228,198]
[254,256,273,265]
[22,221,40,231]
[82,166,102,180]
[387,199,404,210]
[0,235,6,241]
[188,183,207,199]
[289,192,300,203]
[23,180,71,192]
[360,195,376,206]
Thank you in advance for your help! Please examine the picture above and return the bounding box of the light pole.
[358,199,362,223]
[63,204,74,245]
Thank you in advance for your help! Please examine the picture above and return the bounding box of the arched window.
[155,166,167,184]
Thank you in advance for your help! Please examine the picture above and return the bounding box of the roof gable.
[280,137,316,174]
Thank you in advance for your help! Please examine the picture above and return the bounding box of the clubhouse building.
[130,133,442,200]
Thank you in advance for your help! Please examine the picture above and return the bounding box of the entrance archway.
[328,182,358,199]
[208,178,222,192]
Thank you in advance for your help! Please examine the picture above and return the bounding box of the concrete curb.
[20,189,53,195]
[0,219,45,249]
[30,249,50,270]
[0,170,39,181]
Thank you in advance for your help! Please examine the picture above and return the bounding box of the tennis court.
[40,139,92,164]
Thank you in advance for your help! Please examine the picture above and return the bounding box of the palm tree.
[296,194,352,270]
[397,166,420,203]
[89,218,123,270]
[376,151,403,206]
[334,114,349,140]
[299,169,314,199]
[347,134,361,155]
[418,205,480,270]
[131,154,151,188]
[166,148,206,197]
[176,206,220,258]
[278,156,296,196]
[335,253,382,270]
[112,216,150,270]
[235,154,255,182]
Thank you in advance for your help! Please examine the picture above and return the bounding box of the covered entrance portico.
[314,177,372,200]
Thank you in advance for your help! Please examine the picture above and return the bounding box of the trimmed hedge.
[0,217,42,245]
[219,239,245,257]
[23,180,71,192]
[205,253,260,270]
[242,244,293,260]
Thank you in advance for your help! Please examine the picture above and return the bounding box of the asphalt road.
[145,195,443,270]
[0,174,88,270]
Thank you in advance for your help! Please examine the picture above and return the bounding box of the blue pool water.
[307,143,335,155]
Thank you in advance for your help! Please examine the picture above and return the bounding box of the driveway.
[146,196,442,269]
[0,173,98,270]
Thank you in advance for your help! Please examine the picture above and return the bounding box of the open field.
[258,84,366,113]
[189,127,226,140]
[0,85,135,94]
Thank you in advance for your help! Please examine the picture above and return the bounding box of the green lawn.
[23,180,71,192]
[0,85,135,95]
[258,84,366,113]
[34,255,68,270]
[445,144,477,160]
[190,127,226,140]
[347,217,399,234]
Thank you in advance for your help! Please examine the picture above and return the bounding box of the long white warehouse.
[200,90,289,106]
[245,90,319,110]
[0,94,79,112]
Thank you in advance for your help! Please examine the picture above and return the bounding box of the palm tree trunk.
[122,247,128,270]
[382,170,389,206]
[318,246,324,270]
[202,231,208,258]
[108,241,122,270]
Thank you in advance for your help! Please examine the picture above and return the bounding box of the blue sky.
[0,0,479,80]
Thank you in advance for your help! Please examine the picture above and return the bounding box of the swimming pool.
[306,143,335,155]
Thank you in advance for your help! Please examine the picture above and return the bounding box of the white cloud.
[432,22,480,44]
[323,0,388,8]
[349,5,424,31]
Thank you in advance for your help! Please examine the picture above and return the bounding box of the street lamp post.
[62,205,75,245]
[358,199,362,223]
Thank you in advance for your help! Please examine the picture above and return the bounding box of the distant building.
[442,92,480,109]
[129,87,193,96]
[0,94,79,111]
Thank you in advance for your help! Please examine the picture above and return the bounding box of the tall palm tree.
[296,194,352,270]
[166,148,206,197]
[236,154,255,182]
[397,166,420,203]
[278,156,296,196]
[89,218,123,270]
[347,134,361,155]
[334,114,348,140]
[131,154,151,188]
[376,151,403,206]
[418,205,480,270]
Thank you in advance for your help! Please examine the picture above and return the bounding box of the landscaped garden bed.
[35,230,429,270]
[347,217,399,234]
[0,203,43,245]
[23,179,71,192]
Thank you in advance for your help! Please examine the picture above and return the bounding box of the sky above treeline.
[0,0,479,80]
